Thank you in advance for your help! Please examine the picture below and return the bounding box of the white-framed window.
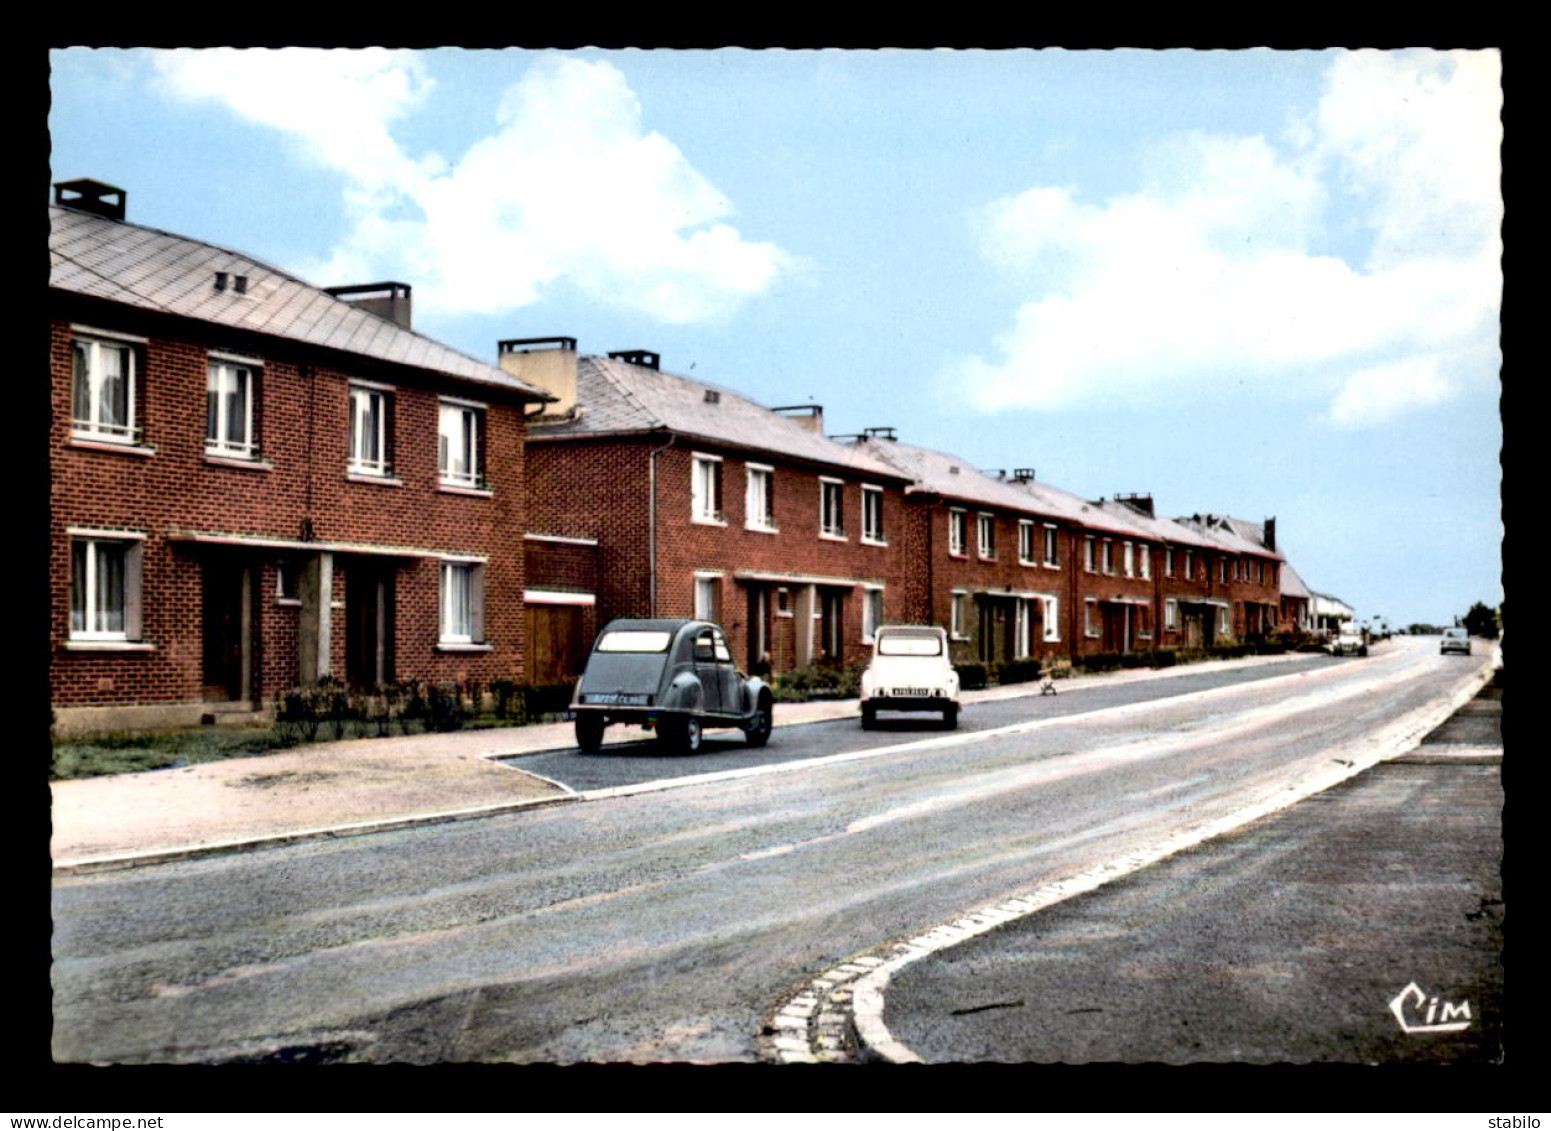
[746,464,776,531]
[1137,603,1153,639]
[1018,520,1035,565]
[1184,551,1194,580]
[206,359,257,458]
[1043,525,1060,568]
[438,399,483,488]
[71,333,139,443]
[1084,536,1096,573]
[1085,598,1102,638]
[349,383,392,476]
[440,560,485,644]
[692,454,725,524]
[949,509,967,556]
[977,513,996,560]
[950,590,968,638]
[1123,541,1135,577]
[820,478,845,538]
[275,557,301,605]
[863,586,884,641]
[1139,544,1151,580]
[1102,539,1115,575]
[694,574,721,622]
[1165,598,1179,631]
[775,587,792,618]
[1218,605,1232,636]
[69,533,143,641]
[1165,549,1175,578]
[862,485,885,544]
[1014,598,1035,659]
[1043,596,1061,643]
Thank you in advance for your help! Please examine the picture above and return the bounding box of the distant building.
[50,180,549,733]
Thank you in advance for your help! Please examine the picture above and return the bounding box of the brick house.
[50,180,549,734]
[1279,561,1314,634]
[1168,513,1285,642]
[511,342,914,676]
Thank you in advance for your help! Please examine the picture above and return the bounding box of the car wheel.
[745,697,773,748]
[861,703,877,730]
[575,715,605,753]
[681,716,704,754]
[943,704,959,730]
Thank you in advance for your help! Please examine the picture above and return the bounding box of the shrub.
[773,663,862,702]
[954,663,989,691]
[1150,648,1178,668]
[1078,652,1122,673]
[996,659,1042,685]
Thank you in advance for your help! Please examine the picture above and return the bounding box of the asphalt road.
[51,638,1488,1065]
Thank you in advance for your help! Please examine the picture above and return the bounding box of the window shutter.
[124,540,144,641]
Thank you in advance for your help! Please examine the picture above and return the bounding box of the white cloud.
[152,50,788,323]
[954,49,1501,426]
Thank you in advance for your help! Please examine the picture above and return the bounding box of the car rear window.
[877,634,943,657]
[596,630,672,653]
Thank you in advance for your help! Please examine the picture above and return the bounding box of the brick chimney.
[771,404,824,434]
[500,337,579,417]
[1264,516,1277,552]
[54,179,126,221]
[1115,492,1155,517]
[325,282,413,330]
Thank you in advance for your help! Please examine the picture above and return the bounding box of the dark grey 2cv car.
[570,618,775,753]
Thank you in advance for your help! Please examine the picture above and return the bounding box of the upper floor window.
[69,533,143,641]
[439,400,484,489]
[1043,525,1060,568]
[1165,549,1175,578]
[206,359,257,459]
[349,383,393,477]
[1084,535,1096,573]
[1139,545,1151,580]
[977,513,996,560]
[746,465,776,531]
[692,454,725,524]
[1184,551,1194,580]
[820,478,845,538]
[1221,557,1231,583]
[862,485,885,545]
[949,509,967,556]
[1018,520,1035,565]
[72,334,138,443]
[1102,539,1115,575]
[1123,541,1135,577]
[440,559,485,645]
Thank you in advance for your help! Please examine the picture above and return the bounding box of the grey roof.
[1280,561,1312,600]
[1172,513,1283,560]
[50,205,546,399]
[529,356,909,481]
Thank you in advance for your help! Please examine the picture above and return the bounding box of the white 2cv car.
[860,624,960,729]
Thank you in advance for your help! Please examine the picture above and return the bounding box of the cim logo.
[1389,981,1472,1034]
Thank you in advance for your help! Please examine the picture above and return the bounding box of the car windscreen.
[876,635,943,657]
[596,630,672,653]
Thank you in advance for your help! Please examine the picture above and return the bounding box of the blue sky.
[48,48,1503,629]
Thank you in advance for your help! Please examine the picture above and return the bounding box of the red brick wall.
[51,304,530,710]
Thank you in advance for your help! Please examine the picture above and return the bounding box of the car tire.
[681,716,704,754]
[1359,646,1368,657]
[943,704,959,730]
[575,715,605,753]
[745,697,773,748]
[861,703,877,730]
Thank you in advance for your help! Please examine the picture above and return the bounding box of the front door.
[526,602,587,687]
[202,558,254,702]
[345,560,395,689]
[978,596,1014,664]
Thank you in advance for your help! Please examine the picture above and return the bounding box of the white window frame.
[349,382,392,477]
[949,509,967,556]
[1042,596,1061,643]
[1137,602,1153,639]
[977,513,996,560]
[862,585,884,642]
[1218,605,1232,636]
[1165,598,1179,631]
[1102,539,1115,576]
[438,398,484,489]
[1018,520,1035,566]
[1123,541,1135,578]
[745,463,776,532]
[205,357,258,459]
[1184,551,1194,580]
[1084,535,1096,573]
[950,590,968,639]
[694,573,721,621]
[1043,524,1060,568]
[71,332,139,444]
[861,485,886,545]
[69,531,145,642]
[439,559,485,645]
[1165,549,1175,578]
[819,477,846,540]
[1014,598,1034,659]
[692,453,725,525]
[1085,598,1100,638]
[1139,544,1151,580]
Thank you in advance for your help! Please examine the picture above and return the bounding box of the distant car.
[1329,628,1368,657]
[1440,627,1472,656]
[570,619,774,753]
[860,624,960,729]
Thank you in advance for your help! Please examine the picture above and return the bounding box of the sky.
[46,47,1504,629]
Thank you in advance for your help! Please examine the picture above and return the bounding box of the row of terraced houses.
[49,180,1324,734]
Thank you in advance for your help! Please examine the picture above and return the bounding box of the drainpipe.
[647,431,676,617]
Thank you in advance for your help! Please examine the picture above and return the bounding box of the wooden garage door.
[526,603,586,686]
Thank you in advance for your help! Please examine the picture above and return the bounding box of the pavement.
[50,650,1320,872]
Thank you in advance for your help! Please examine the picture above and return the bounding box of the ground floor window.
[863,586,884,641]
[70,534,142,641]
[950,590,968,638]
[1043,597,1060,642]
[695,574,721,622]
[440,560,485,644]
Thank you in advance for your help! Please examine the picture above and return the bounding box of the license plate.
[585,693,649,706]
[891,688,934,697]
